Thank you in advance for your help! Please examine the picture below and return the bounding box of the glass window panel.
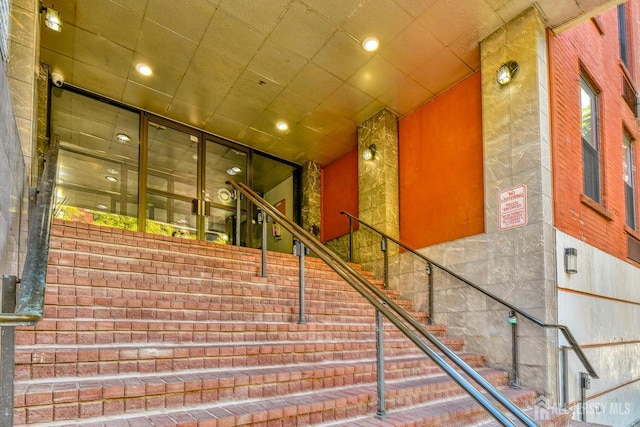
[146,194,197,238]
[205,140,247,209]
[147,123,197,198]
[624,134,635,229]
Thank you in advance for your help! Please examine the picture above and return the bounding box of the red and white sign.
[498,185,527,230]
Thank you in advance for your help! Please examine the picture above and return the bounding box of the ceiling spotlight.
[496,61,519,86]
[116,133,130,144]
[226,166,242,176]
[96,204,108,210]
[276,122,288,131]
[135,63,153,76]
[41,4,62,32]
[105,176,119,182]
[106,168,119,175]
[362,144,376,160]
[362,37,380,52]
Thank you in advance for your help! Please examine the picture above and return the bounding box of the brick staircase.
[12,219,571,426]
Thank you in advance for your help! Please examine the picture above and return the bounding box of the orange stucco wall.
[321,148,359,242]
[550,6,640,264]
[398,73,485,249]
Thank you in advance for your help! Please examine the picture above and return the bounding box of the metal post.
[234,190,241,247]
[381,237,388,289]
[0,275,17,426]
[508,310,519,387]
[260,210,267,278]
[347,216,353,262]
[426,262,433,325]
[375,308,386,418]
[295,240,307,324]
[579,372,590,421]
[560,346,569,409]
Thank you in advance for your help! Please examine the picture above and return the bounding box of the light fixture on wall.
[41,4,62,32]
[564,248,578,274]
[362,144,376,160]
[496,61,519,86]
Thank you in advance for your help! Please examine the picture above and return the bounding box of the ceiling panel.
[41,0,619,168]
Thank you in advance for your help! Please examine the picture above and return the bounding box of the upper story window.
[624,132,636,230]
[580,76,601,203]
[618,3,629,68]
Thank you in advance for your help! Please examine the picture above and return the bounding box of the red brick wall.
[550,4,640,264]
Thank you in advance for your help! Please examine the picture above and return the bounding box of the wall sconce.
[564,248,578,274]
[41,4,62,32]
[496,61,519,86]
[362,144,376,160]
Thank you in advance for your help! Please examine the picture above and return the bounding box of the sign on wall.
[498,184,528,230]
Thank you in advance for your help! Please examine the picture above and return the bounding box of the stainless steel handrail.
[340,210,599,379]
[0,136,60,324]
[229,180,538,427]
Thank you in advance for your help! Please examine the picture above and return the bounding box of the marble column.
[356,108,400,276]
[479,6,557,397]
[300,160,321,239]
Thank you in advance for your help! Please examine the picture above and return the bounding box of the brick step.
[14,367,510,426]
[36,305,428,327]
[317,387,542,427]
[17,320,447,347]
[46,263,394,304]
[15,354,491,413]
[41,282,412,313]
[15,336,466,379]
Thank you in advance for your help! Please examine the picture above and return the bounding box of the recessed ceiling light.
[96,204,108,210]
[226,166,242,176]
[105,176,118,182]
[116,133,130,144]
[106,168,119,175]
[276,122,289,131]
[362,36,380,52]
[135,63,153,76]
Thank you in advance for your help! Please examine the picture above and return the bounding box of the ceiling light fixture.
[41,4,62,32]
[362,144,376,160]
[276,122,288,131]
[226,166,242,176]
[496,61,519,86]
[362,37,380,52]
[106,168,119,175]
[116,133,130,144]
[105,176,119,182]
[135,63,153,76]
[96,204,108,210]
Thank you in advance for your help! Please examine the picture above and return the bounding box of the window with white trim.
[624,132,636,229]
[580,76,601,203]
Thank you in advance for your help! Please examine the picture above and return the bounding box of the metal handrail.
[0,136,60,324]
[339,210,599,379]
[228,180,538,427]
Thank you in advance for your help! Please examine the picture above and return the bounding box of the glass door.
[144,118,200,239]
[203,140,248,246]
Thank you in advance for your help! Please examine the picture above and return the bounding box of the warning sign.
[498,185,527,230]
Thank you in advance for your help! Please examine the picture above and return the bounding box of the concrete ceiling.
[40,0,620,166]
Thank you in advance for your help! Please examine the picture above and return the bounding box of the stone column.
[480,7,557,397]
[300,160,321,239]
[356,108,400,276]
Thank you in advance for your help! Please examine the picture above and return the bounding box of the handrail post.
[347,216,353,262]
[375,307,386,418]
[0,275,17,426]
[426,262,433,325]
[234,190,241,247]
[508,310,519,387]
[381,237,388,289]
[560,346,569,409]
[259,210,267,278]
[579,372,590,421]
[294,239,307,324]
